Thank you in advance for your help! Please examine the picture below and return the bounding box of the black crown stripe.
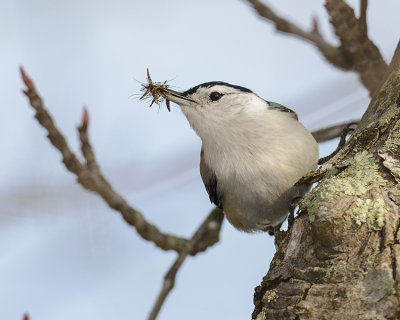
[183,82,253,96]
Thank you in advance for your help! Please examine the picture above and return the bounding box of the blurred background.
[1,0,399,319]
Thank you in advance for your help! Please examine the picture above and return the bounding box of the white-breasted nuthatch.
[163,82,318,232]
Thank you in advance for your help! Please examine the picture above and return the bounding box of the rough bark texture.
[252,44,400,320]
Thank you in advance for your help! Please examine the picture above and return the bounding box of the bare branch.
[148,208,223,320]
[20,67,84,174]
[325,0,387,95]
[244,0,353,70]
[245,0,388,95]
[20,66,222,255]
[311,120,359,143]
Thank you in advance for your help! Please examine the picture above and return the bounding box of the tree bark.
[252,43,400,319]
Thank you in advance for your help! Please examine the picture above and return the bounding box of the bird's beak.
[163,88,197,106]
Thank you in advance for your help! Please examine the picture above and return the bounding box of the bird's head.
[163,82,270,139]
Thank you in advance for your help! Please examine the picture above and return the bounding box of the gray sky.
[1,0,399,319]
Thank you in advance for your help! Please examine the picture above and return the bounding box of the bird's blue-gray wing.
[200,147,223,209]
[266,101,298,120]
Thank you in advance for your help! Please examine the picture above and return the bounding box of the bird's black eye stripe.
[209,92,223,102]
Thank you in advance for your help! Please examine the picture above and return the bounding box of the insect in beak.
[140,69,197,111]
[140,68,172,111]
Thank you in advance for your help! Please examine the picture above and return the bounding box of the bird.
[162,81,318,232]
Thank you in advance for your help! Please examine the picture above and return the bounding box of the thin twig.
[78,107,98,170]
[359,0,368,37]
[296,121,359,186]
[20,66,220,255]
[311,120,359,143]
[317,122,358,164]
[148,208,224,320]
[244,0,352,70]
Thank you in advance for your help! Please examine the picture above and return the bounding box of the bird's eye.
[209,92,223,102]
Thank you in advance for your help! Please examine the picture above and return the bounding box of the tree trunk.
[252,43,400,320]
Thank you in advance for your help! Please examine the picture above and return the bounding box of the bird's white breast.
[200,109,318,231]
